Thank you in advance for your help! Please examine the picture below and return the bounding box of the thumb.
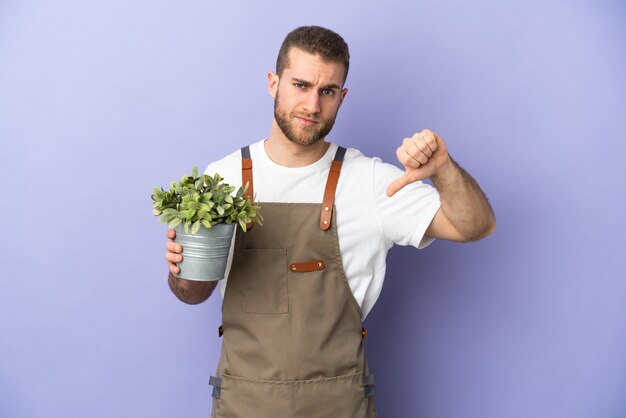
[386,173,413,197]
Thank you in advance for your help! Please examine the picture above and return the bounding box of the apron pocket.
[216,373,369,418]
[238,248,288,314]
[293,372,367,418]
[216,374,291,418]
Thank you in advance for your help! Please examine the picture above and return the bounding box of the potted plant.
[151,166,261,281]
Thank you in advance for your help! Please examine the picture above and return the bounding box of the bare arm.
[165,229,219,304]
[426,157,495,242]
[387,129,495,242]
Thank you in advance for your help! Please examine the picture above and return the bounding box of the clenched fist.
[386,129,452,197]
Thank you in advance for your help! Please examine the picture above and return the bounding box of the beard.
[273,90,338,147]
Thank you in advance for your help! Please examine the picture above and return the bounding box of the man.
[164,26,495,418]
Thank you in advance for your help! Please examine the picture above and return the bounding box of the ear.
[339,87,348,107]
[267,72,279,98]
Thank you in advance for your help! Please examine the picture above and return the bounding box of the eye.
[293,82,305,89]
[321,89,335,96]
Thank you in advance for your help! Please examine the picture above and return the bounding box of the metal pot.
[174,223,236,281]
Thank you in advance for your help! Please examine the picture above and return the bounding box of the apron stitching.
[331,206,365,322]
[220,371,363,385]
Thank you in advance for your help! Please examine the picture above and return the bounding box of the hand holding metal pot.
[152,167,262,281]
[165,228,183,277]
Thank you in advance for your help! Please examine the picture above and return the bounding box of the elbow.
[168,273,216,305]
[457,218,496,243]
[469,218,496,242]
[177,292,211,305]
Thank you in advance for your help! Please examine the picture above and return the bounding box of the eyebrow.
[291,78,341,91]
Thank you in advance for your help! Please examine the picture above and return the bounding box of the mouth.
[294,116,319,126]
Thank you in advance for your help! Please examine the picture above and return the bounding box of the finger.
[169,263,181,276]
[165,252,183,263]
[412,134,433,157]
[420,129,438,154]
[404,138,429,164]
[386,174,413,197]
[397,145,421,169]
[404,147,427,166]
[167,229,176,239]
[166,241,183,253]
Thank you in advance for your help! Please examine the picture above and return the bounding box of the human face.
[269,48,348,146]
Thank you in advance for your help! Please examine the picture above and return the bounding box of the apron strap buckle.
[209,376,222,399]
[363,374,376,398]
[320,146,346,231]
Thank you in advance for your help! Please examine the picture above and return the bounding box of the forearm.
[431,157,495,241]
[167,272,217,305]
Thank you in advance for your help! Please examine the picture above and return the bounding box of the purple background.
[1,1,625,417]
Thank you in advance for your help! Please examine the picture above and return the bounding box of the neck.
[265,119,330,167]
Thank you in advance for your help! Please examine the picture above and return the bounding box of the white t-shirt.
[204,139,441,319]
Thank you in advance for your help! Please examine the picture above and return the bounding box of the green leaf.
[168,218,182,229]
[184,220,190,233]
[153,166,263,231]
[162,213,176,222]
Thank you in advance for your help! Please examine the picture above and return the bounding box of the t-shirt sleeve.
[371,157,441,249]
[203,152,242,190]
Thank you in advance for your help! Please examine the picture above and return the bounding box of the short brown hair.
[276,26,350,83]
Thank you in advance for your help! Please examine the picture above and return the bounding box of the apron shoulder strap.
[241,146,253,200]
[241,146,254,230]
[320,146,346,231]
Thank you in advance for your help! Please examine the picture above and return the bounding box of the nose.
[302,90,321,114]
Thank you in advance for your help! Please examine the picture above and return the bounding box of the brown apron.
[209,145,378,418]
